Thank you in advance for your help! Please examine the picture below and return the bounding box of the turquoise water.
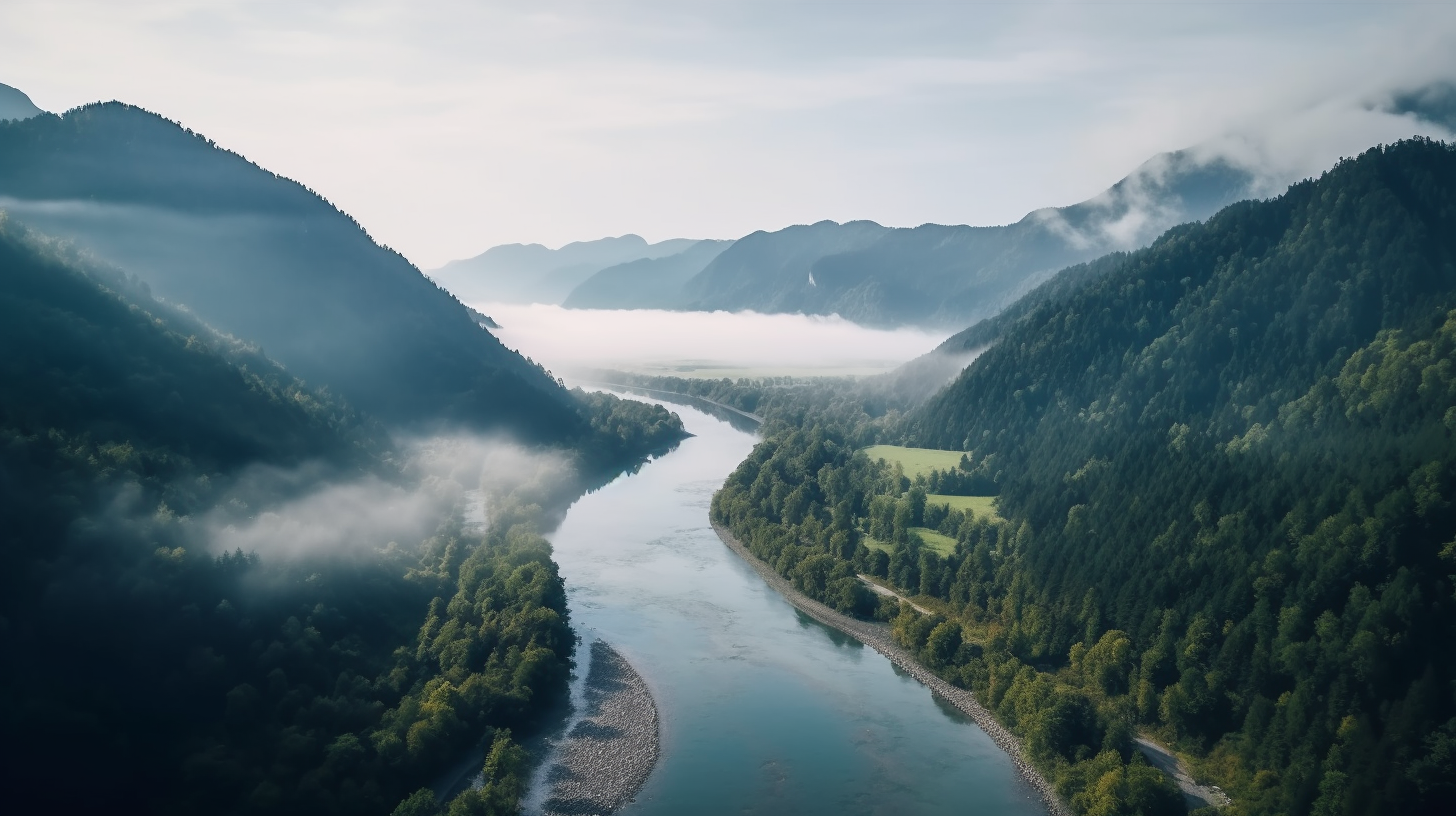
[544,401,1046,816]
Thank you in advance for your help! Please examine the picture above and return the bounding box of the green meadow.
[860,445,965,478]
[862,527,958,556]
[925,494,1000,521]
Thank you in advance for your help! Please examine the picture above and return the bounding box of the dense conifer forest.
[710,139,1456,816]
[0,216,685,815]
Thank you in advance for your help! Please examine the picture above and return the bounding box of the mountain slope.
[0,102,579,438]
[432,234,699,305]
[680,151,1258,328]
[901,138,1456,814]
[678,219,892,312]
[0,82,43,121]
[562,239,731,309]
[0,215,582,816]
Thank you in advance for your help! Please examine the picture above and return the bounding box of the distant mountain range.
[0,101,582,439]
[562,239,731,310]
[441,148,1264,329]
[431,234,700,305]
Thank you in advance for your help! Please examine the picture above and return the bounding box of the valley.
[5,10,1456,810]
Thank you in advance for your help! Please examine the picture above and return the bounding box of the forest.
[0,215,685,815]
[0,102,586,439]
[710,139,1456,816]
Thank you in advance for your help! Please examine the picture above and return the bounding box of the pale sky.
[3,1,1455,268]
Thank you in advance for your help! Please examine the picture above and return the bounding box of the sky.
[3,1,1455,269]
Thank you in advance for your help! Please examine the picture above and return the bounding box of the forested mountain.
[430,234,699,305]
[0,101,579,438]
[711,139,1456,816]
[883,252,1133,404]
[676,150,1259,328]
[676,219,892,312]
[562,238,730,309]
[0,217,554,815]
[0,82,42,121]
[0,210,687,814]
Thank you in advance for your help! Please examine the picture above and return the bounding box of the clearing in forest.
[862,528,958,557]
[925,494,1001,521]
[860,445,966,478]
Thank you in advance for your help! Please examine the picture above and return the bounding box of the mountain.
[0,82,42,121]
[562,239,731,309]
[678,219,892,311]
[678,150,1259,328]
[709,138,1456,816]
[0,215,580,815]
[0,101,581,438]
[883,251,1133,403]
[901,139,1456,814]
[431,234,700,305]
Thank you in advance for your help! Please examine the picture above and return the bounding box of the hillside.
[563,238,730,309]
[0,82,42,121]
[712,139,1456,816]
[431,234,699,305]
[0,216,588,815]
[678,219,892,311]
[0,102,579,438]
[678,151,1258,328]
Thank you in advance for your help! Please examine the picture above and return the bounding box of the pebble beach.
[537,640,660,816]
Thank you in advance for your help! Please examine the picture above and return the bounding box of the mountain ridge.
[0,101,581,439]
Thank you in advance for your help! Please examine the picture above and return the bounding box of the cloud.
[2,2,1454,266]
[480,302,949,377]
[195,434,575,560]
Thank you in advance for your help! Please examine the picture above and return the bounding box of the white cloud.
[482,302,949,377]
[1,1,1453,267]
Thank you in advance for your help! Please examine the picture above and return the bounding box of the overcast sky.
[4,1,1455,268]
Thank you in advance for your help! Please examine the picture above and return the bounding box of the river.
[527,397,1047,815]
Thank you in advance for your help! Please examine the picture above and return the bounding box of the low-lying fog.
[480,303,951,379]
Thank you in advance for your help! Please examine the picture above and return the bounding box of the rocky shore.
[538,640,660,816]
[712,522,1073,816]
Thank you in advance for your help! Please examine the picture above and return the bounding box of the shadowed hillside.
[0,102,581,438]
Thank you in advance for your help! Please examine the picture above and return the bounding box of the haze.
[4,2,1454,268]
[485,303,950,378]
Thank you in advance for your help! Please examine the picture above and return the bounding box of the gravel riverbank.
[712,522,1073,816]
[538,640,660,816]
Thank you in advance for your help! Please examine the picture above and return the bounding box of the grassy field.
[860,445,966,478]
[926,494,1000,521]
[861,528,958,556]
[912,527,958,555]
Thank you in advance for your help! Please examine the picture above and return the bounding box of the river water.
[539,399,1045,816]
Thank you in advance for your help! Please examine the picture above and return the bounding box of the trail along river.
[527,398,1047,815]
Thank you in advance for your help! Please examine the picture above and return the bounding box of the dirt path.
[1134,737,1230,810]
[857,574,935,615]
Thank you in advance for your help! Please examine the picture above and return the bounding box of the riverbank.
[538,640,660,816]
[711,522,1073,816]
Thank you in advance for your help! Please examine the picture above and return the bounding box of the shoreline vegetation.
[536,641,660,816]
[711,521,1073,816]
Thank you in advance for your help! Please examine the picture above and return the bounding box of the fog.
[191,435,575,561]
[481,302,951,379]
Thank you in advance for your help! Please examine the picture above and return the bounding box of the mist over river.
[531,397,1045,815]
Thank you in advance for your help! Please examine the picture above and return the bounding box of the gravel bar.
[539,640,660,816]
[713,522,1072,816]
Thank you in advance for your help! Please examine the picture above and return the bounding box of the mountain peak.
[0,83,44,122]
